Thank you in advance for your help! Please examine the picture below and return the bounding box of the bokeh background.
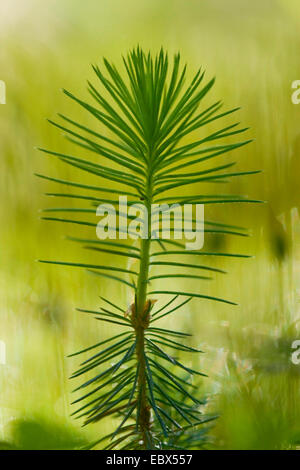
[1,0,300,449]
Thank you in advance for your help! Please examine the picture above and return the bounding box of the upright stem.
[134,171,153,448]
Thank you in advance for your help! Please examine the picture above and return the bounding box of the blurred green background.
[0,0,300,450]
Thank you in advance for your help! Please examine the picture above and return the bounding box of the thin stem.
[134,167,154,449]
[135,325,150,447]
